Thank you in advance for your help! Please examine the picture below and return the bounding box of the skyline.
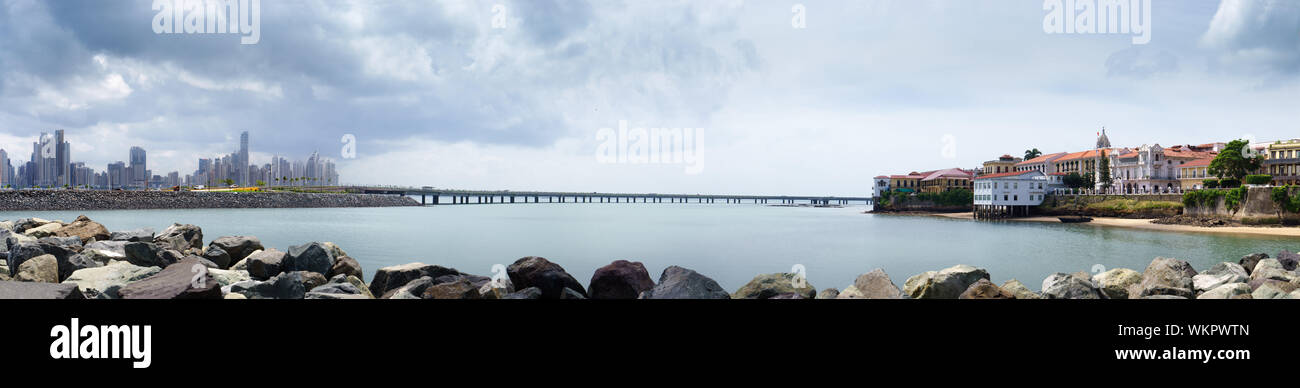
[0,1,1296,195]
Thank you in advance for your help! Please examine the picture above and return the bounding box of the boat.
[1058,216,1093,223]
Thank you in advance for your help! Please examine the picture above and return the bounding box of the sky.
[0,0,1296,196]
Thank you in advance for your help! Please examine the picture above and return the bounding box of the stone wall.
[1183,187,1300,224]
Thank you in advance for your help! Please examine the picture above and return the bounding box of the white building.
[973,170,1048,218]
[872,175,890,197]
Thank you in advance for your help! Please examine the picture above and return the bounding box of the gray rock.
[1041,272,1101,299]
[208,236,263,263]
[327,255,364,281]
[283,242,335,276]
[638,266,730,299]
[1135,257,1197,298]
[62,261,162,299]
[118,258,222,299]
[903,265,989,299]
[1248,259,1296,286]
[1276,250,1299,271]
[1192,262,1249,292]
[380,276,437,299]
[732,272,817,299]
[506,256,588,299]
[1197,283,1252,299]
[230,271,306,299]
[154,223,203,251]
[0,281,85,299]
[201,246,232,269]
[246,248,286,280]
[110,228,155,242]
[6,242,47,277]
[1092,268,1142,299]
[83,240,127,256]
[123,241,173,268]
[1239,253,1268,274]
[207,268,251,287]
[369,262,461,297]
[849,268,904,299]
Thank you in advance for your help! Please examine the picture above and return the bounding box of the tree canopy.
[1208,139,1264,181]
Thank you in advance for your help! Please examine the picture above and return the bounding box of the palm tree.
[1024,148,1042,160]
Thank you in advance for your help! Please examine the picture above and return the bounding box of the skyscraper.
[239,131,249,186]
[129,146,146,188]
[55,129,69,187]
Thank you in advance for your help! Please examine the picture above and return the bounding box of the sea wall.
[0,190,418,211]
[1183,187,1300,224]
[1038,194,1183,218]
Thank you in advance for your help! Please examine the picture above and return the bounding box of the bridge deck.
[319,186,873,205]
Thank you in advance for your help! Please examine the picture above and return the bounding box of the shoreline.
[914,211,1300,238]
[0,190,418,211]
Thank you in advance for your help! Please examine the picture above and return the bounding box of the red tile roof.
[1055,149,1109,162]
[1016,152,1067,166]
[1182,158,1212,168]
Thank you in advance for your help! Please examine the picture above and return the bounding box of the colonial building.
[973,170,1048,218]
[1015,152,1067,173]
[887,168,974,194]
[1110,144,1215,193]
[982,155,1021,176]
[1264,139,1300,186]
[1178,158,1212,190]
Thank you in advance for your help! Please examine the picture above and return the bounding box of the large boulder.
[62,261,162,299]
[835,285,864,299]
[381,276,437,299]
[1192,262,1250,293]
[58,252,104,282]
[1041,272,1101,299]
[1197,283,1252,299]
[53,215,110,242]
[123,241,165,267]
[328,255,364,281]
[201,246,233,269]
[294,271,329,291]
[958,278,1015,299]
[1248,259,1296,287]
[207,268,251,288]
[847,268,904,299]
[208,236,263,264]
[1134,257,1197,298]
[14,254,59,283]
[506,257,587,299]
[1276,250,1300,271]
[283,242,335,277]
[34,240,79,282]
[6,242,48,277]
[0,281,85,299]
[308,275,372,299]
[903,265,989,299]
[1251,281,1297,299]
[118,258,222,299]
[588,260,655,299]
[1239,253,1268,274]
[422,277,485,299]
[503,287,543,299]
[732,272,816,299]
[816,288,840,299]
[246,248,287,280]
[154,223,203,251]
[1092,268,1142,299]
[638,266,729,299]
[369,263,461,297]
[1000,279,1040,299]
[110,228,155,242]
[230,271,307,299]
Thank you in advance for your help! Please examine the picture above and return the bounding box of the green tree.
[256,180,266,186]
[1024,148,1042,160]
[1209,139,1264,181]
[1063,172,1086,188]
[1098,157,1112,189]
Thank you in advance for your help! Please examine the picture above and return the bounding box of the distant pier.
[335,186,873,206]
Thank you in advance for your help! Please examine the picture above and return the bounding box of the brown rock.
[53,215,110,242]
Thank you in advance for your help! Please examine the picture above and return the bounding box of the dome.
[1096,128,1111,149]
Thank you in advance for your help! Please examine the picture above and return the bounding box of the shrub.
[1203,179,1219,188]
[1183,189,1224,208]
[1245,174,1273,185]
[1224,186,1247,211]
[1220,178,1241,188]
[1272,185,1300,213]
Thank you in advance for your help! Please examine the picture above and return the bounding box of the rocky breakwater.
[0,190,417,211]
[3,215,1299,300]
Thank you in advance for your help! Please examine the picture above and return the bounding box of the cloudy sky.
[0,0,1296,195]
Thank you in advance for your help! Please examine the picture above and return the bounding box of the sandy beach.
[926,212,1300,238]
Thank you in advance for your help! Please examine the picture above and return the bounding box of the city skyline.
[0,129,338,189]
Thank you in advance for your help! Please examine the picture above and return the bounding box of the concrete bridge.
[326,186,873,206]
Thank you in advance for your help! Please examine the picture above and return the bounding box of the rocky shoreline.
[1,215,1297,300]
[0,190,417,211]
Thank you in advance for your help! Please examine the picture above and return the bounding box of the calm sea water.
[3,204,1296,292]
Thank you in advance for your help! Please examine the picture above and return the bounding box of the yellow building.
[982,155,1021,175]
[1178,158,1212,190]
[1265,140,1300,185]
